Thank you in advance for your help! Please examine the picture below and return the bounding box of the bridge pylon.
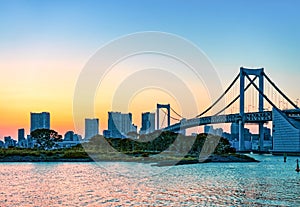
[239,67,264,151]
[156,103,171,130]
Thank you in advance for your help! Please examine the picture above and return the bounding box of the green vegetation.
[81,131,236,157]
[0,148,41,157]
[0,132,243,163]
[0,146,89,161]
[31,129,62,150]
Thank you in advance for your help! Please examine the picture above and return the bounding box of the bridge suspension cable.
[160,108,181,121]
[245,74,279,110]
[263,73,298,109]
[213,76,258,116]
[170,106,184,119]
[196,73,240,118]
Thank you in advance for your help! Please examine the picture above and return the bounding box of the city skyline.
[0,110,153,140]
[1,2,299,206]
[1,1,300,138]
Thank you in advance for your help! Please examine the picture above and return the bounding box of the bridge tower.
[156,104,171,130]
[239,67,264,151]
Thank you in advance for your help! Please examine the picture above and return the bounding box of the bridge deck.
[164,111,272,132]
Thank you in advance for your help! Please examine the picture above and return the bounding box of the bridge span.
[164,111,272,132]
[157,67,299,151]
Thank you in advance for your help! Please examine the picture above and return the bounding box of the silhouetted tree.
[30,129,62,150]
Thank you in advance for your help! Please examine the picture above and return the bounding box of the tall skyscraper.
[107,112,137,138]
[18,128,25,142]
[231,123,239,134]
[30,112,50,132]
[140,112,155,134]
[85,118,99,139]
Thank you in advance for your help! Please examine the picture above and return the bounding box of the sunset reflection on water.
[0,155,299,206]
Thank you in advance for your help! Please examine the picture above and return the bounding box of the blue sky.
[1,0,299,73]
[0,0,299,137]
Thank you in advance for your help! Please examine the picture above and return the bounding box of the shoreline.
[0,154,259,166]
[153,154,259,167]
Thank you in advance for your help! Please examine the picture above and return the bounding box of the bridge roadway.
[163,111,272,132]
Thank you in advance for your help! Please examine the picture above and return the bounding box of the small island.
[0,131,258,165]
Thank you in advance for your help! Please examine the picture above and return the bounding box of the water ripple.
[0,155,299,206]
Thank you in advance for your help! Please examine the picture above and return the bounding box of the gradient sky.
[1,0,300,139]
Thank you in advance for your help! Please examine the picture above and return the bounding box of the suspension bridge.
[156,67,300,151]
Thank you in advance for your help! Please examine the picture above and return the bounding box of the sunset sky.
[1,0,300,139]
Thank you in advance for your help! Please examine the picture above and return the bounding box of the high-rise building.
[64,131,74,141]
[230,123,239,135]
[30,112,50,132]
[204,125,214,134]
[107,112,137,138]
[85,118,99,139]
[204,125,223,136]
[263,127,272,140]
[140,112,155,134]
[18,128,25,142]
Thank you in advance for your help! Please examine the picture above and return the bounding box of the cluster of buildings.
[1,108,300,153]
[0,111,156,149]
[103,112,155,138]
[204,124,272,151]
[0,112,82,149]
[203,108,300,153]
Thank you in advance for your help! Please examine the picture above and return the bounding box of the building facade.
[107,112,137,138]
[17,128,28,148]
[85,118,99,140]
[18,128,25,142]
[230,122,239,140]
[64,131,74,141]
[140,112,155,134]
[30,112,50,132]
[204,125,223,136]
[64,131,81,141]
[272,109,300,153]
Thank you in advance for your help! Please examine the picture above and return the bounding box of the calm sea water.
[0,154,299,207]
